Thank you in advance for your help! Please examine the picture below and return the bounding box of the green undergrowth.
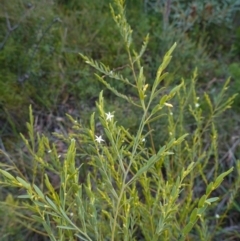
[1,0,239,140]
[0,1,240,240]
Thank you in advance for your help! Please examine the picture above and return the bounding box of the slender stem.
[111,183,125,241]
[147,121,156,154]
[127,44,156,153]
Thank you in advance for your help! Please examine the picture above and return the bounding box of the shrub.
[0,0,239,240]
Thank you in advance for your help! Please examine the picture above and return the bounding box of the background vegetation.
[0,0,240,240]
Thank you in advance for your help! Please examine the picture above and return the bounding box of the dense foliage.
[0,0,240,240]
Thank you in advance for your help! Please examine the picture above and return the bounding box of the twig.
[0,5,34,51]
[0,137,13,165]
[206,137,240,180]
[18,17,61,83]
[164,0,172,29]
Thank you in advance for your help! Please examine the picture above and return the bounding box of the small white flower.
[142,138,145,142]
[48,150,52,153]
[106,112,114,121]
[215,214,220,219]
[195,103,200,108]
[95,135,104,143]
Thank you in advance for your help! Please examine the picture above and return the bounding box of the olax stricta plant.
[0,0,238,240]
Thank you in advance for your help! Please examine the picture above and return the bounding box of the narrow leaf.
[57,225,76,230]
[182,222,194,236]
[190,208,198,222]
[198,194,206,208]
[205,197,219,205]
[0,170,15,181]
[33,184,45,200]
[213,167,233,189]
[46,196,58,211]
[16,176,31,189]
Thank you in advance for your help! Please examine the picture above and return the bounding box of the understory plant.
[0,0,238,240]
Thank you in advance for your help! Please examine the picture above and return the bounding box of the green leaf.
[146,114,166,124]
[154,73,169,89]
[0,170,15,181]
[165,137,176,149]
[137,66,144,90]
[166,42,177,56]
[206,182,214,195]
[139,89,145,100]
[95,74,140,108]
[182,162,195,179]
[204,92,213,114]
[33,184,45,200]
[59,207,72,222]
[46,196,58,211]
[155,43,176,81]
[197,205,208,216]
[90,112,95,134]
[44,211,61,218]
[128,145,169,185]
[151,105,161,115]
[169,81,183,96]
[174,134,189,145]
[18,194,31,199]
[213,167,233,189]
[159,95,168,106]
[186,162,195,174]
[32,215,44,223]
[127,154,157,184]
[205,197,219,205]
[33,201,47,208]
[45,174,55,194]
[157,56,172,76]
[152,84,167,99]
[198,194,206,208]
[182,222,194,236]
[16,176,31,189]
[57,225,76,230]
[134,33,149,62]
[75,234,92,241]
[190,208,198,222]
